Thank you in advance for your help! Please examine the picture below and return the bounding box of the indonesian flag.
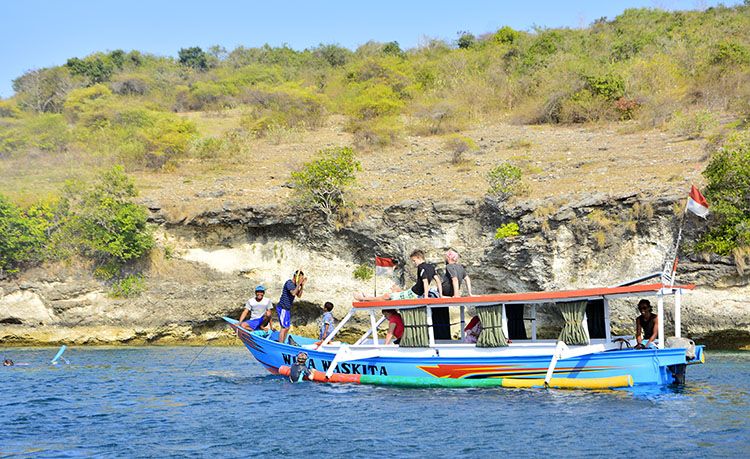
[375,256,396,276]
[686,185,709,218]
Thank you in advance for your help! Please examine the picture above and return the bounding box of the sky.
[0,0,742,98]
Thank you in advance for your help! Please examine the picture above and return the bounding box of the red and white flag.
[686,185,709,218]
[375,256,396,276]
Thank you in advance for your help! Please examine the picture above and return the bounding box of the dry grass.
[0,114,710,217]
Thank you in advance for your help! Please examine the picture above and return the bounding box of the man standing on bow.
[277,270,306,344]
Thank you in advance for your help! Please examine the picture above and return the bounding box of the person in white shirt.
[238,285,274,331]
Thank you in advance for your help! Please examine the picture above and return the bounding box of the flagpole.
[667,199,689,287]
[374,257,377,297]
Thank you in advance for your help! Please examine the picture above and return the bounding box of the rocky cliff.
[2,192,749,348]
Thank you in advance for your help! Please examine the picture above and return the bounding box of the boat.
[226,278,704,388]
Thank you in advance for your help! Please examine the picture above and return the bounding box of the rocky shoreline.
[2,193,749,349]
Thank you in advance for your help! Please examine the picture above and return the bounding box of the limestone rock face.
[1,193,748,348]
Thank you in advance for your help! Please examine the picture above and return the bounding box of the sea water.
[1,347,748,458]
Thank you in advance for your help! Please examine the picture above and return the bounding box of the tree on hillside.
[178,46,210,70]
[698,132,750,261]
[12,68,77,113]
[290,147,361,224]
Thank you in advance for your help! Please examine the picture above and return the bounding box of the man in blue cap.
[238,285,274,331]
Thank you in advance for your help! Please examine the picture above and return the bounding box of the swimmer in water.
[3,359,13,366]
[288,352,314,383]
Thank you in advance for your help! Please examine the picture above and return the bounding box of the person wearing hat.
[238,285,274,332]
[634,299,659,349]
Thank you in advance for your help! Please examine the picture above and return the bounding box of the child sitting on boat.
[319,302,335,340]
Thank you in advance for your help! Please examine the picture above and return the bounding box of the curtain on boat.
[476,305,508,347]
[558,301,589,345]
[400,307,429,347]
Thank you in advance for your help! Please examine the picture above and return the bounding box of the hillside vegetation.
[0,4,749,276]
[1,6,748,166]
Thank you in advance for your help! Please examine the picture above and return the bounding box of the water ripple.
[0,347,747,457]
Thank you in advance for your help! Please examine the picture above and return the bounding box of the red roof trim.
[352,283,695,309]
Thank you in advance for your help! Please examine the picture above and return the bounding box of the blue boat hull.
[236,328,704,386]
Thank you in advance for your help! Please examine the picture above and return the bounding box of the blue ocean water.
[1,347,748,458]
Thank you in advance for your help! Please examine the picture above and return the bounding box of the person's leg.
[277,306,291,343]
[354,292,391,301]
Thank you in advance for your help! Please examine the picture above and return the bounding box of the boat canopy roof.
[352,282,694,310]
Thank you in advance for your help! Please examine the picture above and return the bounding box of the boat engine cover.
[666,337,696,359]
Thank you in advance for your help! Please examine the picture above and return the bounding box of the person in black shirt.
[635,299,659,349]
[409,250,440,298]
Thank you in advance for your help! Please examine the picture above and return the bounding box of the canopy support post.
[369,310,379,346]
[657,294,665,349]
[501,304,509,341]
[603,298,612,341]
[531,304,537,341]
[459,305,466,341]
[427,306,435,346]
[674,289,682,338]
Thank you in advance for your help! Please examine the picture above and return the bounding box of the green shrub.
[696,131,750,255]
[65,166,154,263]
[0,114,71,155]
[353,264,374,281]
[349,116,402,148]
[584,74,625,101]
[178,47,210,70]
[487,162,525,200]
[189,136,227,160]
[66,54,116,85]
[0,195,48,276]
[456,33,476,49]
[672,110,718,139]
[492,26,521,45]
[709,41,750,66]
[0,100,21,118]
[494,222,520,239]
[444,134,477,164]
[109,273,146,298]
[290,146,362,223]
[240,84,326,136]
[347,83,405,120]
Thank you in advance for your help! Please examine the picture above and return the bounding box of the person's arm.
[635,318,643,347]
[422,278,430,297]
[465,276,473,296]
[647,316,659,347]
[292,277,306,298]
[323,322,330,337]
[451,277,461,298]
[384,322,396,345]
[238,308,250,329]
[434,275,443,297]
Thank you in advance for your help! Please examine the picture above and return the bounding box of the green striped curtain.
[558,301,589,345]
[476,305,508,347]
[400,307,430,348]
